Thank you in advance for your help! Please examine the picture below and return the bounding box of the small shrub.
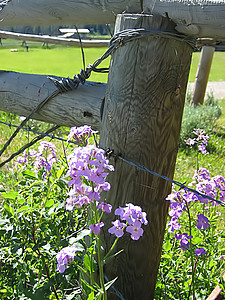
[179,93,222,149]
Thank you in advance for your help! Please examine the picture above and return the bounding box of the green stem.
[196,148,199,171]
[185,201,196,300]
[103,237,119,261]
[97,235,107,300]
[89,202,95,286]
[92,198,106,299]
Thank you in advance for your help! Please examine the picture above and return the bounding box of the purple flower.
[67,125,97,146]
[196,214,210,230]
[193,167,211,182]
[115,203,148,226]
[175,233,192,251]
[98,202,112,213]
[56,246,77,273]
[67,145,114,187]
[38,141,57,158]
[185,138,196,146]
[167,217,181,233]
[126,220,144,240]
[108,220,126,238]
[16,155,27,165]
[198,143,208,155]
[89,222,104,235]
[195,248,206,256]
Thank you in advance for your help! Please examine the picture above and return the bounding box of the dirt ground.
[188,81,225,100]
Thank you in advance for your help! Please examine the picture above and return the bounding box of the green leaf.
[2,191,18,200]
[70,229,91,243]
[17,205,30,213]
[87,291,95,300]
[103,249,123,265]
[164,241,172,251]
[104,277,118,291]
[57,167,65,179]
[56,179,67,189]
[81,278,97,293]
[4,203,14,216]
[192,236,203,244]
[162,253,172,259]
[83,253,92,273]
[22,170,37,180]
[45,199,54,208]
[17,198,25,205]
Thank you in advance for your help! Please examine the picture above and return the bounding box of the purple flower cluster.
[34,141,57,178]
[166,167,225,255]
[56,125,149,278]
[108,203,148,240]
[185,128,209,155]
[16,149,38,166]
[67,125,97,146]
[56,245,77,273]
[65,145,114,210]
[16,141,57,179]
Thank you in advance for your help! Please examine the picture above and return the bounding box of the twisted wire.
[0,120,78,145]
[49,27,196,93]
[0,89,60,157]
[105,150,225,207]
[0,0,11,11]
[0,125,60,168]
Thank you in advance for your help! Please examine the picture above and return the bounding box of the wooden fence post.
[191,45,215,106]
[100,14,193,299]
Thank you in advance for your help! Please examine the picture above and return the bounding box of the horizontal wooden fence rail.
[0,0,225,39]
[0,71,105,130]
[0,30,110,48]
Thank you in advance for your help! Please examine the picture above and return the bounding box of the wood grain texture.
[0,71,104,130]
[0,30,109,48]
[100,14,193,299]
[0,0,140,25]
[144,0,225,39]
[1,0,225,39]
[191,45,215,106]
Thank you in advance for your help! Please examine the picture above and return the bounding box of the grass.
[0,41,110,83]
[189,51,225,82]
[1,39,225,82]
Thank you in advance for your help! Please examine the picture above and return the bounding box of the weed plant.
[179,92,222,150]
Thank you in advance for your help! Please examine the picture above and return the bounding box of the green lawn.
[1,40,225,82]
[189,51,225,82]
[0,42,110,83]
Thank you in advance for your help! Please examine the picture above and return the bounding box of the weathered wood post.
[100,14,194,299]
[191,45,215,106]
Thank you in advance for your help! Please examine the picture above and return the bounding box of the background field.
[1,39,225,299]
[1,40,225,82]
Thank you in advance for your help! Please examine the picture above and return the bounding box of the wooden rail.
[0,0,225,39]
[0,30,109,47]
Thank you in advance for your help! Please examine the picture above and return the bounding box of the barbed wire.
[0,120,224,208]
[105,150,225,207]
[0,124,60,168]
[0,0,11,11]
[48,27,196,93]
[0,90,60,158]
[0,120,78,145]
